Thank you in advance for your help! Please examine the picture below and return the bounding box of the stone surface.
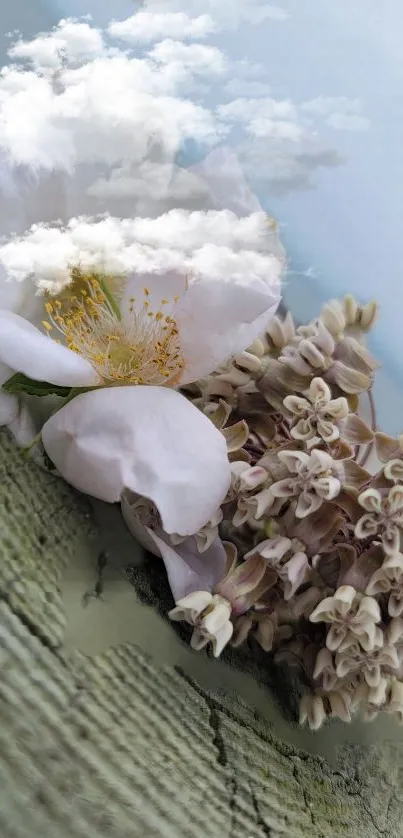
[1,429,403,838]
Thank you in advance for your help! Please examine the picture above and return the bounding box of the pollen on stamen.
[41,269,184,388]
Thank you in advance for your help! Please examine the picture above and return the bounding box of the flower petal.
[211,620,233,657]
[169,591,213,624]
[174,245,283,384]
[358,488,382,514]
[355,513,379,540]
[283,395,311,416]
[0,310,99,387]
[308,377,332,404]
[150,530,227,602]
[385,459,403,482]
[0,390,18,426]
[296,490,323,518]
[42,385,231,535]
[190,147,263,216]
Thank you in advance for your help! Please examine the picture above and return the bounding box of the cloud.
[108,12,216,43]
[1,21,227,177]
[224,78,272,97]
[149,40,228,77]
[142,0,289,29]
[218,97,302,140]
[218,97,298,123]
[247,119,302,140]
[0,11,359,216]
[7,18,106,69]
[0,210,279,295]
[238,141,344,195]
[302,96,370,130]
[302,96,361,116]
[326,113,370,131]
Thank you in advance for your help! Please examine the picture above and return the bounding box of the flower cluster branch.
[140,294,403,729]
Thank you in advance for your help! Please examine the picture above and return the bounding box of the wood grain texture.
[1,430,402,838]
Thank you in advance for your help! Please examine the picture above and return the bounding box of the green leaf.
[2,373,73,398]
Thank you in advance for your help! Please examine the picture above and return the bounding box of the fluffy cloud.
[237,140,344,195]
[0,210,280,292]
[108,12,216,43]
[142,0,289,28]
[0,11,365,215]
[0,23,223,176]
[326,113,370,132]
[302,96,362,116]
[7,18,106,69]
[302,96,370,131]
[218,97,298,123]
[149,39,228,77]
[224,78,272,98]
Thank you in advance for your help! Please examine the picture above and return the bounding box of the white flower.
[284,377,348,443]
[335,641,399,688]
[41,386,229,536]
[247,536,310,600]
[271,449,342,518]
[355,486,403,555]
[310,585,382,652]
[353,678,403,723]
[299,694,327,730]
[121,493,228,599]
[366,553,403,617]
[169,591,233,657]
[0,206,283,534]
[313,648,340,691]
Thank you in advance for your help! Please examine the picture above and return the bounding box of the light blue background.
[1,0,402,432]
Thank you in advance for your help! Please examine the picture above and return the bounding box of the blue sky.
[1,0,403,430]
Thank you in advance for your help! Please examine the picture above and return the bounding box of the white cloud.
[149,40,228,77]
[302,96,370,132]
[237,139,344,195]
[7,18,106,70]
[302,96,361,116]
[224,78,271,98]
[108,12,216,43]
[0,23,225,176]
[142,0,289,29]
[218,97,298,123]
[326,113,370,132]
[248,118,302,140]
[0,211,278,294]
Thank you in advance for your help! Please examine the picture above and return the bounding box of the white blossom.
[355,486,403,555]
[271,449,342,518]
[284,377,348,443]
[169,591,233,657]
[366,553,403,617]
[310,585,382,652]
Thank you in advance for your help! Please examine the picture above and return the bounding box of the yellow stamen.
[42,268,184,387]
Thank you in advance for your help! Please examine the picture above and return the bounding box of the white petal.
[42,385,231,535]
[121,270,185,323]
[358,488,382,514]
[190,148,263,216]
[0,390,18,425]
[278,449,310,473]
[211,620,233,657]
[308,377,332,404]
[0,311,99,387]
[149,530,227,602]
[175,258,283,385]
[169,591,213,623]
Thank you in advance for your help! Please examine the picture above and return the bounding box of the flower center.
[43,269,184,386]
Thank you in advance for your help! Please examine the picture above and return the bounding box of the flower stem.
[99,276,121,321]
[358,388,377,467]
[22,432,42,458]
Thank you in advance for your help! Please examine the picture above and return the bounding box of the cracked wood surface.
[1,431,403,837]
